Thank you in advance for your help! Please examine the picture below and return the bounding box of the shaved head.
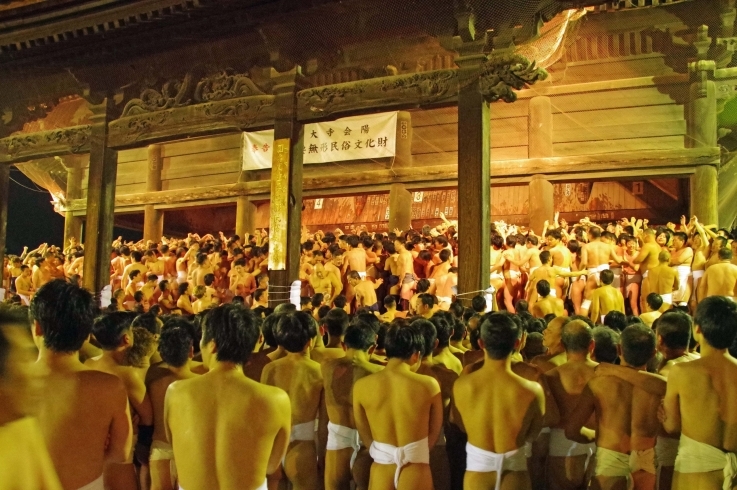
[561,320,593,353]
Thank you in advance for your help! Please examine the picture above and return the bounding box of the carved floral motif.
[194,71,266,102]
[478,54,548,102]
[122,73,193,116]
[0,125,91,160]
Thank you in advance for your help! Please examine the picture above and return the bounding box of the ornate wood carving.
[122,73,194,116]
[194,71,267,102]
[108,95,275,149]
[479,54,548,102]
[296,69,459,121]
[0,125,91,163]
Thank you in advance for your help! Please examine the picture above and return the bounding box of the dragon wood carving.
[194,71,266,102]
[478,54,548,102]
[0,125,91,161]
[122,73,193,116]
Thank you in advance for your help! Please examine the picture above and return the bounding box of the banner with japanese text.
[241,112,397,169]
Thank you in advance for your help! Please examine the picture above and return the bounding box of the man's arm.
[328,272,343,298]
[526,384,546,443]
[632,247,649,265]
[538,374,560,428]
[427,382,444,448]
[661,365,682,434]
[106,379,133,464]
[564,384,597,444]
[594,363,666,396]
[353,381,374,448]
[267,390,292,475]
[697,271,708,301]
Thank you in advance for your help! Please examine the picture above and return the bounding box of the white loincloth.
[595,447,657,482]
[673,265,692,303]
[601,315,606,325]
[357,271,367,280]
[150,441,177,483]
[548,289,557,298]
[587,264,610,286]
[176,271,187,283]
[508,270,522,279]
[490,272,504,281]
[466,442,530,490]
[674,434,737,490]
[290,420,316,443]
[660,293,673,305]
[437,296,452,305]
[326,422,361,469]
[76,474,104,490]
[581,299,591,311]
[18,294,30,306]
[548,429,595,470]
[611,266,622,289]
[692,270,705,300]
[370,438,430,489]
[181,481,266,490]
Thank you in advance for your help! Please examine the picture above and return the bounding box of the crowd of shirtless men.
[2,213,737,490]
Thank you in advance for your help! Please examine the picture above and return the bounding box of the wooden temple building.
[0,0,734,302]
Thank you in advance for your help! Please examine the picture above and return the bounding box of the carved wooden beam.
[0,125,91,164]
[62,147,719,212]
[107,95,276,149]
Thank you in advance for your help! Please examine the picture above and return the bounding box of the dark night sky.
[6,169,141,255]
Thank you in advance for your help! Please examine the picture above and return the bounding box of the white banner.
[242,130,274,170]
[241,112,397,169]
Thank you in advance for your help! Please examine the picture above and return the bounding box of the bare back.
[261,355,323,424]
[322,357,379,427]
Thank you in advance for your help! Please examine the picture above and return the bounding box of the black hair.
[178,282,189,296]
[539,250,551,264]
[603,311,627,332]
[517,300,529,313]
[561,319,592,353]
[384,324,424,360]
[275,311,318,353]
[204,273,215,286]
[471,294,487,313]
[656,311,692,350]
[383,295,396,308]
[694,296,737,349]
[333,295,347,309]
[92,312,135,350]
[261,313,281,347]
[343,321,376,351]
[158,327,192,367]
[536,280,551,297]
[621,324,656,367]
[592,326,620,364]
[311,293,324,309]
[411,319,437,358]
[131,312,162,336]
[416,279,430,294]
[480,313,520,360]
[430,314,453,348]
[30,280,95,353]
[201,304,259,364]
[718,248,733,261]
[600,269,614,285]
[159,280,169,292]
[569,315,595,329]
[321,308,349,337]
[646,293,663,311]
[317,305,331,320]
[449,301,464,319]
[450,319,466,341]
[253,289,266,302]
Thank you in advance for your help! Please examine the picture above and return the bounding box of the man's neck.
[169,362,192,377]
[325,336,342,349]
[286,349,310,360]
[699,343,729,358]
[547,343,565,357]
[660,347,687,361]
[386,358,413,371]
[38,347,83,369]
[345,349,370,363]
[620,360,647,371]
[480,354,513,372]
[565,351,589,363]
[209,362,243,374]
[101,349,128,366]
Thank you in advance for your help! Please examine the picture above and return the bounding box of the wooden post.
[143,144,163,242]
[455,31,490,299]
[394,111,413,168]
[528,96,553,158]
[388,183,412,232]
[235,196,256,239]
[687,60,718,224]
[268,67,305,305]
[82,98,118,298]
[529,175,554,234]
[528,97,554,231]
[63,159,83,246]
[0,165,9,289]
[691,165,718,226]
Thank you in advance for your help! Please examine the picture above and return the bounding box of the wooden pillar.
[0,165,9,287]
[455,30,490,298]
[388,183,412,232]
[527,97,554,232]
[143,144,163,242]
[82,98,118,298]
[529,175,554,234]
[528,96,553,158]
[63,159,83,246]
[687,60,718,224]
[235,196,256,239]
[691,165,718,226]
[268,67,305,305]
[393,111,413,168]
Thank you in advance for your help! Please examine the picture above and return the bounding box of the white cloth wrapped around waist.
[656,436,679,467]
[291,419,317,443]
[692,269,705,281]
[369,437,430,489]
[465,442,530,490]
[674,434,737,490]
[76,475,104,490]
[150,440,174,461]
[548,428,595,469]
[587,264,610,286]
[660,293,673,305]
[595,446,656,478]
[326,422,361,469]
